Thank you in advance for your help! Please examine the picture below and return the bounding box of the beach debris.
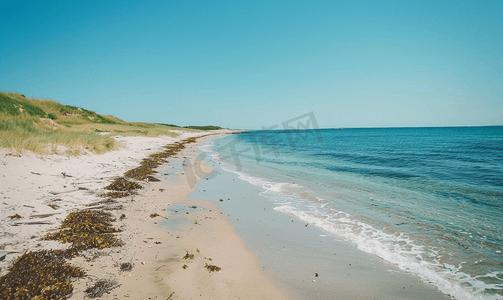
[182,264,188,269]
[166,292,175,300]
[0,250,85,299]
[49,189,80,195]
[120,262,133,272]
[204,263,221,272]
[13,219,53,225]
[183,251,194,260]
[104,177,142,192]
[8,214,22,219]
[30,171,41,175]
[48,203,60,210]
[119,213,126,221]
[44,210,123,252]
[104,191,132,198]
[85,279,119,298]
[315,273,319,277]
[150,213,160,218]
[80,204,106,210]
[29,212,61,218]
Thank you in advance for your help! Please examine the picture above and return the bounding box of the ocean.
[197,126,503,299]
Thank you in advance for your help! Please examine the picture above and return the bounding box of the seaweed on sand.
[103,191,132,198]
[44,210,123,251]
[124,165,156,181]
[119,262,133,272]
[103,177,142,192]
[87,198,117,206]
[204,263,221,272]
[140,158,165,168]
[182,251,194,260]
[84,279,119,298]
[0,250,85,300]
[145,175,160,182]
[122,137,198,182]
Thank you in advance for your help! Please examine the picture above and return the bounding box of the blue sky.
[1,1,502,129]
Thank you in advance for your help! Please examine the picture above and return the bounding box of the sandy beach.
[0,131,286,299]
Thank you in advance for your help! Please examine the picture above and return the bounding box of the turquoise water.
[202,127,503,300]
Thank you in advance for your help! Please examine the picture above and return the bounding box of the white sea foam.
[274,204,503,300]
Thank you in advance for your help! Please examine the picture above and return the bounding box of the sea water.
[198,127,503,299]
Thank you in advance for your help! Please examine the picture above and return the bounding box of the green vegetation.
[183,125,222,130]
[0,92,219,155]
[157,123,223,130]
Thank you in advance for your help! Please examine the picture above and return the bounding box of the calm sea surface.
[204,127,503,299]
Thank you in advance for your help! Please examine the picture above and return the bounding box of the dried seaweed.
[48,204,59,210]
[140,158,165,168]
[87,198,117,206]
[124,165,156,181]
[44,210,123,251]
[103,191,132,198]
[0,250,85,300]
[119,262,133,272]
[84,279,118,298]
[204,263,221,272]
[182,252,194,260]
[150,213,160,218]
[8,214,22,219]
[146,175,160,182]
[117,137,197,187]
[103,177,142,191]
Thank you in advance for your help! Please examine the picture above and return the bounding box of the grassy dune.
[0,92,203,155]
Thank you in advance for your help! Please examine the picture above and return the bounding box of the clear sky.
[1,1,502,129]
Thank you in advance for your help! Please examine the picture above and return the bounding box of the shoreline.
[192,135,452,300]
[0,131,457,299]
[0,131,286,299]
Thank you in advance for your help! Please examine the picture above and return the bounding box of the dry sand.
[0,131,286,299]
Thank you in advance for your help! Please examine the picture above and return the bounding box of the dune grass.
[0,115,119,154]
[0,92,204,155]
